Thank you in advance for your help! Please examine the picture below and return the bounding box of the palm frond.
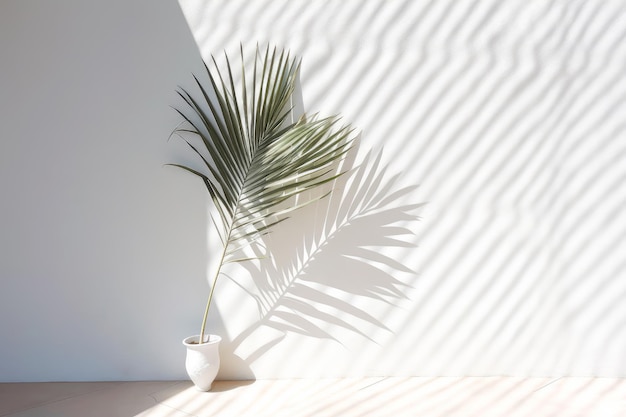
[171,45,354,342]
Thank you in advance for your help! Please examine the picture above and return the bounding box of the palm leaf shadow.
[229,148,424,364]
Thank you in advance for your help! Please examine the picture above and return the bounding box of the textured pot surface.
[183,334,221,391]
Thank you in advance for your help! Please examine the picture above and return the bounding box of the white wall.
[0,0,625,382]
[179,0,626,379]
[0,0,210,381]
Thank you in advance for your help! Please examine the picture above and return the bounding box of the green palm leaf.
[170,45,354,343]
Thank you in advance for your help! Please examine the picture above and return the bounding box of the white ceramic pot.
[182,334,222,391]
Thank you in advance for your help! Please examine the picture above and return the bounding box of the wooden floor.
[1,377,625,416]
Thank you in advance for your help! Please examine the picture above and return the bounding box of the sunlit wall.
[178,0,626,379]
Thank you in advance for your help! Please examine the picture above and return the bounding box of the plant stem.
[199,244,228,344]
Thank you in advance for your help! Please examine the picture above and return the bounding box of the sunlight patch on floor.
[1,377,625,417]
